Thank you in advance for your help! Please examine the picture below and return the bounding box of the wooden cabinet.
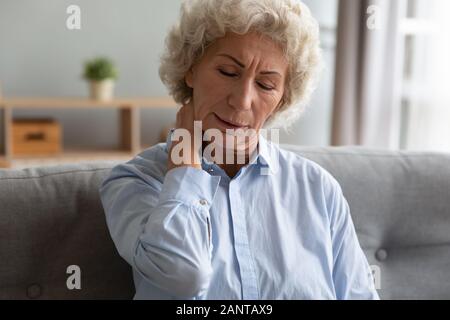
[12,119,62,156]
[0,97,177,168]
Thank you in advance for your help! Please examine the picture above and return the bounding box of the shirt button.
[199,199,208,206]
[375,248,388,261]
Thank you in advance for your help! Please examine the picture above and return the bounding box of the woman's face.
[185,32,288,135]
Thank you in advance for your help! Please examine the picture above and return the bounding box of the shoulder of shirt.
[107,142,169,185]
[275,144,342,192]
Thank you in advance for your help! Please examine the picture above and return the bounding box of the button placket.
[228,182,259,299]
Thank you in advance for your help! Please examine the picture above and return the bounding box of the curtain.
[332,0,405,148]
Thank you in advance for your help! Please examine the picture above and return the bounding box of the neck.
[202,139,258,178]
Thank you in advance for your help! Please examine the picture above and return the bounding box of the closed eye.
[257,82,275,91]
[219,68,275,91]
[218,69,238,77]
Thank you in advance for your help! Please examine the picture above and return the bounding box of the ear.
[185,67,194,89]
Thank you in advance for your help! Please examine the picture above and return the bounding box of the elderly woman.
[100,0,379,300]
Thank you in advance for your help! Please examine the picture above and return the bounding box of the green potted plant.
[83,57,118,101]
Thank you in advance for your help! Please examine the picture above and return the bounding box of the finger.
[175,108,182,127]
[184,99,197,120]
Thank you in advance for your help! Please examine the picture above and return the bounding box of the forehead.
[206,32,288,71]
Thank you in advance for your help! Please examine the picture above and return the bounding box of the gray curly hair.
[159,0,322,129]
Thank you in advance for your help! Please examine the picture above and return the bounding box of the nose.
[228,78,254,112]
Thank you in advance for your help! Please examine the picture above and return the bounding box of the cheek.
[254,95,282,126]
[193,77,229,115]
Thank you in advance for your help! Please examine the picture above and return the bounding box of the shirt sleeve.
[326,177,380,300]
[99,159,221,299]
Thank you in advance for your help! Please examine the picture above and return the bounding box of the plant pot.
[89,79,115,101]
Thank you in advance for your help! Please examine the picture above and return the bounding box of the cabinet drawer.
[12,120,62,156]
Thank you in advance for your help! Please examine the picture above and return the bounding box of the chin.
[203,128,259,152]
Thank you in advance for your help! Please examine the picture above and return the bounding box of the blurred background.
[0,0,449,169]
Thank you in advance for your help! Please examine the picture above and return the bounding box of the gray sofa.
[1,146,450,300]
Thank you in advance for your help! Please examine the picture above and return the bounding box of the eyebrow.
[216,53,282,77]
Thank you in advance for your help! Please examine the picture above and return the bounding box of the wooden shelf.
[2,146,161,169]
[12,149,133,160]
[9,149,137,169]
[0,97,177,109]
[0,156,10,168]
[0,97,177,168]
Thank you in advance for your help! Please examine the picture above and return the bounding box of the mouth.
[213,113,249,130]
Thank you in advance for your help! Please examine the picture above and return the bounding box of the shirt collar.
[254,132,275,170]
[164,128,276,172]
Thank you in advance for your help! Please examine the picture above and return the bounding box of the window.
[399,0,450,151]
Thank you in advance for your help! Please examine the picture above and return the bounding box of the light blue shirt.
[99,131,379,300]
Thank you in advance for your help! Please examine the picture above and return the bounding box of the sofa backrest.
[0,162,134,299]
[1,146,449,299]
